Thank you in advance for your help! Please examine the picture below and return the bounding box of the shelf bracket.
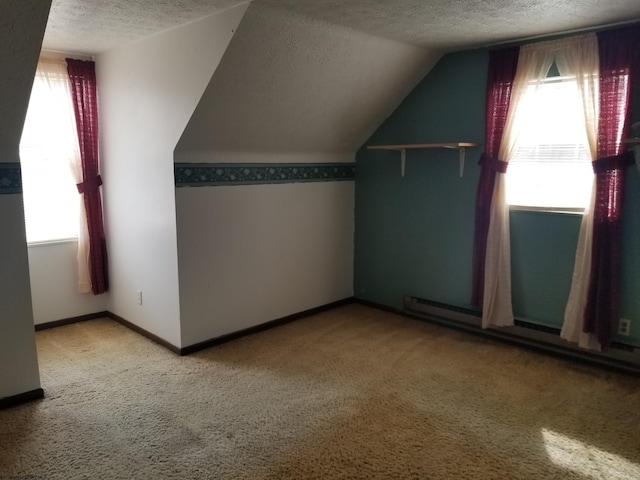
[387,148,407,176]
[443,145,466,178]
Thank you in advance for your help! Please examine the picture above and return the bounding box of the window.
[20,59,80,243]
[505,77,593,211]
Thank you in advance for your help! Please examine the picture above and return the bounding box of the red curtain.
[584,26,640,347]
[66,59,109,295]
[471,47,519,307]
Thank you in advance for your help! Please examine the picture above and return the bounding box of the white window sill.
[28,237,78,248]
[509,205,584,215]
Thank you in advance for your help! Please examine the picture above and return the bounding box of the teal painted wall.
[354,47,640,346]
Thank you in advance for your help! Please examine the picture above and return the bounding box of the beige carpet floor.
[1,304,639,479]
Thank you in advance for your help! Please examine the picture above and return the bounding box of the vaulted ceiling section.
[175,2,439,162]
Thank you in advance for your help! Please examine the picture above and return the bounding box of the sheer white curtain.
[557,36,601,351]
[482,34,599,329]
[482,173,513,328]
[480,45,550,328]
[33,56,91,293]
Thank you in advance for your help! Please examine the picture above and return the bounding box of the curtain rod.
[484,18,640,48]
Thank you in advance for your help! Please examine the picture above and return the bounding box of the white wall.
[0,0,51,400]
[0,197,41,399]
[28,242,108,325]
[176,181,354,346]
[97,3,248,348]
[175,2,435,346]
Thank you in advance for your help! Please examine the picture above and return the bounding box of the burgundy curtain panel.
[584,26,640,348]
[66,59,109,295]
[471,47,520,307]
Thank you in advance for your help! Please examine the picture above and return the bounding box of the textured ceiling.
[43,0,249,54]
[43,0,640,54]
[263,0,640,49]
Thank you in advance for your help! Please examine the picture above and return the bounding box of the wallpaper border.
[0,163,22,194]
[175,163,355,187]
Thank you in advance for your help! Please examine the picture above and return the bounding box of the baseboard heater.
[403,295,640,375]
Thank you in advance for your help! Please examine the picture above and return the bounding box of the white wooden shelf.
[367,142,480,177]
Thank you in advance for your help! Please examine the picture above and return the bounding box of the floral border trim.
[0,163,22,194]
[175,163,355,187]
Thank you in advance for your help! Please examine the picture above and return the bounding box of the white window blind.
[506,78,593,210]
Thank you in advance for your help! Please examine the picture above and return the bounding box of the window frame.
[505,74,594,214]
[20,56,81,245]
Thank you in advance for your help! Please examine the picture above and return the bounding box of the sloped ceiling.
[175,2,439,162]
[263,0,640,49]
[42,0,640,161]
[43,0,249,54]
[44,0,640,54]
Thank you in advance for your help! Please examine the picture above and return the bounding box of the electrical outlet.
[136,290,143,306]
[618,318,631,336]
